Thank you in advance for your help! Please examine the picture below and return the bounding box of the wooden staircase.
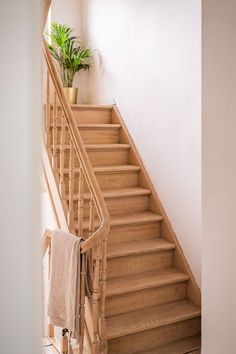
[45,102,201,353]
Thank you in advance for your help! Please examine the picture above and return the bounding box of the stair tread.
[107,238,175,258]
[66,187,151,200]
[53,143,130,150]
[106,300,201,340]
[63,164,140,174]
[84,143,130,150]
[106,268,189,296]
[70,103,113,109]
[50,123,120,129]
[77,211,163,230]
[137,334,201,354]
[109,211,163,225]
[93,164,140,173]
[77,123,121,129]
[101,187,151,198]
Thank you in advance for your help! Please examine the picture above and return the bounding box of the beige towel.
[48,229,93,343]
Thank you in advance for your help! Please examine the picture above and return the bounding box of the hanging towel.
[47,229,93,343]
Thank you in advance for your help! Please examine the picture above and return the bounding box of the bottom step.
[138,334,201,354]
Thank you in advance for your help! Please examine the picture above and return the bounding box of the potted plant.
[46,23,91,104]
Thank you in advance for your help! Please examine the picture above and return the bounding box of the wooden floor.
[42,338,200,354]
[42,338,89,354]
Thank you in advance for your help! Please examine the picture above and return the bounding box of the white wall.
[82,0,202,282]
[0,1,42,353]
[51,0,82,36]
[202,0,236,352]
[51,0,86,102]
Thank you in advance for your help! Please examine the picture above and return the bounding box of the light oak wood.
[107,249,174,279]
[106,268,188,296]
[42,39,201,352]
[52,143,130,167]
[137,334,201,354]
[59,113,66,200]
[108,317,201,354]
[107,238,175,258]
[85,144,130,167]
[62,165,140,192]
[41,143,68,231]
[106,300,200,340]
[72,106,112,124]
[108,221,161,244]
[112,106,201,307]
[50,124,121,145]
[106,269,189,316]
[75,211,163,231]
[69,187,151,218]
[42,40,110,252]
[42,38,110,354]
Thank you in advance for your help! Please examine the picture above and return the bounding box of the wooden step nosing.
[137,335,201,354]
[49,103,113,109]
[70,104,113,109]
[76,215,162,230]
[106,308,201,340]
[61,165,140,175]
[93,165,140,175]
[84,144,131,151]
[49,123,121,130]
[109,216,163,228]
[106,273,189,297]
[78,124,121,130]
[110,219,162,228]
[107,243,175,259]
[65,188,151,201]
[52,144,130,151]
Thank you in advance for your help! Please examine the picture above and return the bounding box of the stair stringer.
[111,106,201,307]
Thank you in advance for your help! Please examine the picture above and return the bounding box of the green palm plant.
[46,23,91,87]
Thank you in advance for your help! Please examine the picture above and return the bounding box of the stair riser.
[108,223,161,244]
[72,107,112,124]
[50,107,112,124]
[106,282,187,317]
[64,171,139,192]
[86,149,129,166]
[72,195,150,218]
[107,317,201,354]
[58,149,129,167]
[107,250,173,279]
[96,171,139,190]
[50,127,120,144]
[74,221,161,242]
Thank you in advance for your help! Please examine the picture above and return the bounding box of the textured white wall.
[202,0,236,352]
[82,0,202,283]
[0,0,42,353]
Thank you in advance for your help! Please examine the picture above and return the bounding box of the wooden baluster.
[79,252,86,354]
[88,197,95,238]
[93,245,101,354]
[59,112,66,199]
[68,139,75,232]
[47,237,54,338]
[78,167,84,237]
[100,238,108,347]
[52,90,58,171]
[45,69,50,148]
[88,197,95,265]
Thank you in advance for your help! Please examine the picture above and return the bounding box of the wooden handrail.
[42,39,110,253]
